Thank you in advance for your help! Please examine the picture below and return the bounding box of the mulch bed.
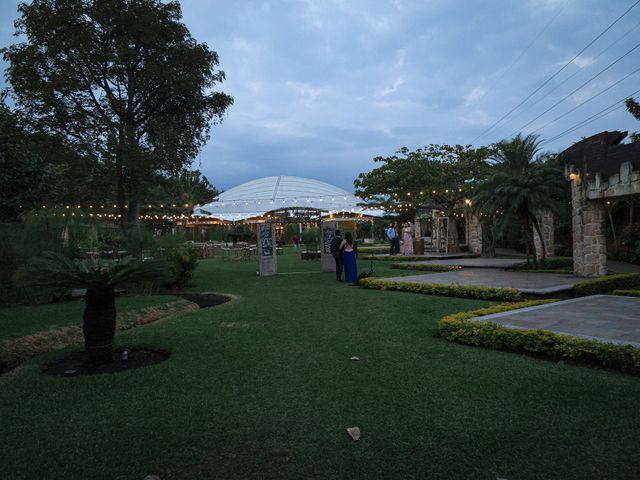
[43,347,170,376]
[178,293,231,308]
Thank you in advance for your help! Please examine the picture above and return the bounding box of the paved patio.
[395,257,523,268]
[472,295,640,347]
[382,269,580,294]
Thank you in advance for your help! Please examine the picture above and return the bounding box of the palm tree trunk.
[83,286,116,365]
[530,213,546,267]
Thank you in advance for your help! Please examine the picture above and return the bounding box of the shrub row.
[439,300,640,374]
[508,257,573,271]
[363,255,435,262]
[390,263,462,272]
[358,277,521,301]
[574,273,640,296]
[613,289,640,297]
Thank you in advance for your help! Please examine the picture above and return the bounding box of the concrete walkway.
[382,270,580,294]
[473,295,640,347]
[395,257,523,268]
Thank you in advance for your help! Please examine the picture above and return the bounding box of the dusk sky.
[1,0,639,192]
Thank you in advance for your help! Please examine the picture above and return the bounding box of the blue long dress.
[343,249,358,283]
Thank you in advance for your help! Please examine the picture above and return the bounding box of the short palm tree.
[473,134,566,265]
[19,252,169,365]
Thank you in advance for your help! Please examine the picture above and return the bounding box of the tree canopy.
[472,133,565,263]
[354,144,492,217]
[2,0,233,225]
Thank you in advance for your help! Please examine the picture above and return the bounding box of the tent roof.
[193,175,384,222]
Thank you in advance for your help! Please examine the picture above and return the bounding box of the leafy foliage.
[626,97,640,142]
[574,273,640,296]
[472,134,565,264]
[359,277,521,301]
[439,301,640,374]
[2,0,232,224]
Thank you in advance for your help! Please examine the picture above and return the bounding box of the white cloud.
[376,77,406,98]
[465,86,486,104]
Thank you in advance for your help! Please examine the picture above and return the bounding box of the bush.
[613,289,640,297]
[574,273,640,296]
[363,255,433,262]
[439,301,640,374]
[390,263,461,272]
[158,245,198,289]
[301,227,320,251]
[359,277,521,301]
[508,257,573,272]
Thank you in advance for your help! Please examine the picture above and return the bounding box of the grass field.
[1,249,639,479]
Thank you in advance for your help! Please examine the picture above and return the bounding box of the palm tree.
[19,253,169,365]
[473,134,565,265]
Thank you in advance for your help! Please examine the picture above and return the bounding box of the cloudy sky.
[1,0,639,192]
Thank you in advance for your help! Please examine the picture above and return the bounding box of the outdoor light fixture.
[569,169,580,181]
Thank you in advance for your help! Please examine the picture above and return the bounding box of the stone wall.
[571,179,607,277]
[533,210,555,259]
[466,214,483,255]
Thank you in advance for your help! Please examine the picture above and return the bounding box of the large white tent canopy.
[193,175,384,222]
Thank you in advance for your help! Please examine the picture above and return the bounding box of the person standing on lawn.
[330,230,344,281]
[340,232,358,284]
[386,223,398,255]
[401,222,414,255]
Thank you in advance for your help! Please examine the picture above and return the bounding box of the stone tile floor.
[473,295,640,347]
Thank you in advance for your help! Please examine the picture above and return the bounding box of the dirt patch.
[1,299,197,375]
[43,347,170,376]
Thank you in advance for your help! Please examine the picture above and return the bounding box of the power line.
[505,18,640,125]
[509,41,640,136]
[530,65,640,135]
[478,0,568,103]
[541,87,640,145]
[472,0,640,143]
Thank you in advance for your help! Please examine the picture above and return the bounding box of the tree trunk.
[481,222,496,257]
[530,213,546,267]
[83,286,117,365]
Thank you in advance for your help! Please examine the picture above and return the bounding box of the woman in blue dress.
[340,232,358,284]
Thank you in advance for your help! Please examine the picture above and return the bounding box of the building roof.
[193,175,383,222]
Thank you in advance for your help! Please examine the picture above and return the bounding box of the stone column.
[571,180,606,277]
[320,221,338,272]
[533,210,555,259]
[257,223,277,276]
[466,214,482,255]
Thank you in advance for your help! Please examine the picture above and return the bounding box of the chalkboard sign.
[260,225,274,256]
[322,224,335,254]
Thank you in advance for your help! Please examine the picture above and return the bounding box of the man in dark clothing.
[329,229,343,281]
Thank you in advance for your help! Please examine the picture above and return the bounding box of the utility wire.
[509,41,640,136]
[478,1,568,103]
[530,65,640,134]
[541,86,640,145]
[471,0,640,143]
[507,18,640,124]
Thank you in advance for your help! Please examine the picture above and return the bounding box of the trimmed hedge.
[390,263,462,272]
[359,277,521,301]
[363,255,436,262]
[439,300,640,374]
[613,289,640,297]
[574,273,640,296]
[508,257,573,272]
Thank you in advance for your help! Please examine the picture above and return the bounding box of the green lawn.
[0,295,183,341]
[1,249,639,479]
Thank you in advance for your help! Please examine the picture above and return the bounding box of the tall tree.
[472,134,565,265]
[3,0,233,225]
[625,97,640,142]
[354,144,492,248]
